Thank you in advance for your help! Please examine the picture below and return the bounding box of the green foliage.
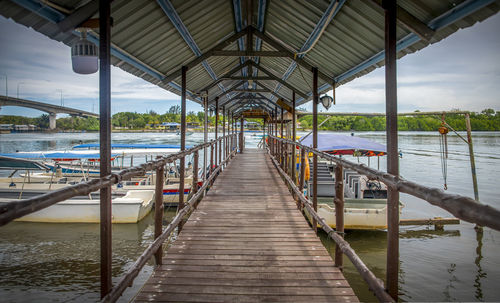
[2,109,499,131]
[297,110,500,131]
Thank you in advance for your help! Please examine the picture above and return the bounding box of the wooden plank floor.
[135,149,358,303]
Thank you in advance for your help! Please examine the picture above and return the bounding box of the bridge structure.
[0,95,98,129]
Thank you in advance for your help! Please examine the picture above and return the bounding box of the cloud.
[1,11,499,118]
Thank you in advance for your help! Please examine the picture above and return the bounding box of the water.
[1,131,499,302]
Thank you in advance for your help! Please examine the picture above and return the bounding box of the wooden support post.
[292,91,296,184]
[334,164,344,269]
[192,151,199,195]
[383,0,399,299]
[210,143,214,176]
[281,107,284,168]
[240,117,244,153]
[312,66,318,233]
[99,0,112,297]
[222,106,226,164]
[215,97,219,167]
[203,96,208,182]
[154,160,165,265]
[178,65,187,233]
[299,147,306,209]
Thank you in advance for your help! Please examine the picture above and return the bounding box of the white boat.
[12,190,155,223]
[0,156,155,223]
[301,134,401,230]
[305,198,404,230]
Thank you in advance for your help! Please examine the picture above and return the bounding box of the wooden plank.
[139,285,355,296]
[147,277,350,287]
[136,293,358,303]
[135,149,356,303]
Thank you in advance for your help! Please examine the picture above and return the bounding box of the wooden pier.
[135,149,357,303]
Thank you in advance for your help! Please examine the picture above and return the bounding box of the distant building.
[161,122,180,130]
[0,124,13,132]
[187,122,200,128]
[14,125,29,132]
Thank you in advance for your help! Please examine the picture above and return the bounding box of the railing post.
[240,117,244,153]
[99,0,112,298]
[334,164,344,269]
[154,159,165,265]
[192,151,199,196]
[299,147,306,209]
[210,142,214,176]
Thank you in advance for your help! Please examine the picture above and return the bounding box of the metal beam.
[369,0,434,41]
[157,0,230,97]
[254,81,292,104]
[199,60,252,93]
[252,27,333,84]
[57,0,99,32]
[211,50,290,57]
[248,61,308,99]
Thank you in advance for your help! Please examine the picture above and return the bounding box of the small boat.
[305,198,404,230]
[300,133,403,230]
[11,190,155,223]
[0,156,155,223]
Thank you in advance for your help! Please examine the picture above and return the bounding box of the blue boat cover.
[73,143,188,149]
[0,152,118,159]
[300,133,386,156]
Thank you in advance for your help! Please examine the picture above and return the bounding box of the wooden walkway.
[135,149,357,303]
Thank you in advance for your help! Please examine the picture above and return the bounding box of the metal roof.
[1,0,498,114]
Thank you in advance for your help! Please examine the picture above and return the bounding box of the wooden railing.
[267,135,500,302]
[0,133,239,302]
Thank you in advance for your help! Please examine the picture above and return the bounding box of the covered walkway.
[135,149,357,303]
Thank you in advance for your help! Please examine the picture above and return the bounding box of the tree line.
[1,107,499,131]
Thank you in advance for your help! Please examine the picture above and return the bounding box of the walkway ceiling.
[1,0,498,115]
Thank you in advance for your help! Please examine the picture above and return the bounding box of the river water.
[0,131,499,302]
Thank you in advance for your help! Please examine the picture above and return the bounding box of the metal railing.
[267,134,500,302]
[0,133,239,302]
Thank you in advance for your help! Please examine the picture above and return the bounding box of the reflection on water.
[0,210,177,302]
[474,229,486,301]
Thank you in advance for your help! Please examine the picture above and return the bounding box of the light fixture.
[319,94,333,110]
[71,29,98,74]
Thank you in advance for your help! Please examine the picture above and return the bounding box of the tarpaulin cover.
[300,134,386,156]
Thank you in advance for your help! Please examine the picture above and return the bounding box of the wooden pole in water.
[99,0,112,297]
[334,164,344,269]
[178,65,187,233]
[465,113,482,230]
[192,151,199,196]
[383,0,399,299]
[312,66,318,233]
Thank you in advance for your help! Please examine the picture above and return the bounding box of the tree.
[168,105,180,114]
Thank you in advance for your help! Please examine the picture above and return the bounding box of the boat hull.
[305,199,404,230]
[15,190,154,223]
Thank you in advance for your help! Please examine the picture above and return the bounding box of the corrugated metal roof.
[1,0,498,112]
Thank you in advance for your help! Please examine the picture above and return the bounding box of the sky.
[0,12,499,118]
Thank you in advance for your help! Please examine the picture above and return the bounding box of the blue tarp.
[73,143,187,149]
[0,152,118,159]
[300,133,386,155]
